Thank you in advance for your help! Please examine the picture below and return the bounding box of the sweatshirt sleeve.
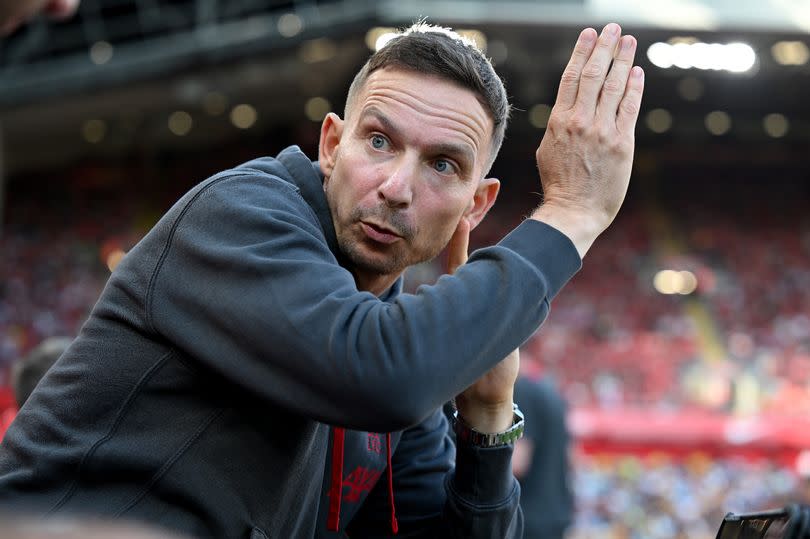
[345,408,522,538]
[146,173,581,432]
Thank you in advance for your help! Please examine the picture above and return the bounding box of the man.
[512,374,573,539]
[12,337,73,408]
[0,22,643,538]
[0,337,72,442]
[0,0,78,35]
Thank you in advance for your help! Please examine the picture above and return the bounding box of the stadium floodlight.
[724,43,757,72]
[646,41,756,72]
[647,42,674,68]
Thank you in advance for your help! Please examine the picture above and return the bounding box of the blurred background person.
[12,335,71,407]
[0,336,71,440]
[512,364,574,539]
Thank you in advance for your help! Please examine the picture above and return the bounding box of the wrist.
[454,397,515,434]
[530,202,603,259]
[453,403,525,448]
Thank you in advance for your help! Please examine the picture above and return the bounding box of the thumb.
[445,216,471,274]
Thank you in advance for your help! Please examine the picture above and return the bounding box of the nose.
[377,155,416,208]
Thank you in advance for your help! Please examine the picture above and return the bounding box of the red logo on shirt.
[330,466,382,503]
[367,433,382,454]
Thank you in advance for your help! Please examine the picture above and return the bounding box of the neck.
[353,270,402,297]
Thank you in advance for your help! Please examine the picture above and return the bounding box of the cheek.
[334,154,381,203]
[418,197,467,239]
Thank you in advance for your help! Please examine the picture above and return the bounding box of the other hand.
[446,217,518,433]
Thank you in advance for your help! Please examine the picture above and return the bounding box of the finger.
[555,28,598,110]
[575,23,622,112]
[616,66,645,135]
[445,217,470,274]
[595,35,637,123]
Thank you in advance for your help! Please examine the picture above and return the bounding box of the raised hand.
[446,216,519,433]
[532,23,645,258]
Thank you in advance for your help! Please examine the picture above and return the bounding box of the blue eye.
[371,135,387,149]
[434,159,452,174]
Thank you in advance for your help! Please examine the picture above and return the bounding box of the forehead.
[351,68,494,166]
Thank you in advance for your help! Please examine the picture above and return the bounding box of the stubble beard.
[338,205,416,277]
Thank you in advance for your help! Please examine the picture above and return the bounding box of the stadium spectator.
[11,336,71,408]
[0,22,643,538]
[0,336,71,441]
[512,372,574,539]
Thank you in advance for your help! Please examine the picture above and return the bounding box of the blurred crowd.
[1,161,809,537]
[3,164,810,414]
[569,452,809,539]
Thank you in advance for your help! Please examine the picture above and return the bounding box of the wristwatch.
[452,403,525,448]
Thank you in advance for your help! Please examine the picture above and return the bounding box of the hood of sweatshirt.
[236,146,402,302]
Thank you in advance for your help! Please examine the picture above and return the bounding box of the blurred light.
[230,104,257,129]
[668,36,699,45]
[168,111,193,136]
[671,42,693,69]
[299,38,337,64]
[725,43,757,72]
[365,27,396,51]
[679,270,698,295]
[528,104,551,129]
[797,450,810,478]
[106,249,126,272]
[654,270,681,295]
[653,270,698,295]
[647,42,674,68]
[458,29,487,52]
[375,32,398,52]
[705,111,731,135]
[203,92,228,116]
[645,108,672,134]
[677,77,704,101]
[89,41,114,65]
[772,41,810,65]
[277,13,303,37]
[763,113,790,138]
[646,41,756,72]
[174,79,206,104]
[305,97,331,122]
[82,119,106,144]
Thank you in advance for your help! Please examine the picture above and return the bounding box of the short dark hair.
[345,22,510,168]
[12,336,72,407]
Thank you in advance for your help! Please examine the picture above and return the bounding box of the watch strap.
[453,403,525,448]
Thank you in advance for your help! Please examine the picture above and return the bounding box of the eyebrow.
[359,106,476,170]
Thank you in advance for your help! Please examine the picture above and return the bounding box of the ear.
[318,112,344,180]
[464,177,500,230]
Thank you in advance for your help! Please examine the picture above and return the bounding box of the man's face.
[319,68,497,293]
